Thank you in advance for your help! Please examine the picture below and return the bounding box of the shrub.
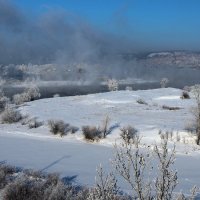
[25,85,41,101]
[70,126,79,134]
[120,126,138,144]
[160,78,169,88]
[3,176,44,200]
[100,116,110,138]
[28,118,43,129]
[136,98,148,105]
[82,126,102,141]
[87,165,119,200]
[125,86,133,91]
[48,120,70,137]
[1,106,23,123]
[53,94,60,98]
[48,120,66,136]
[162,105,181,110]
[0,164,17,189]
[0,96,9,112]
[13,93,30,105]
[13,85,40,105]
[107,79,119,91]
[181,91,190,99]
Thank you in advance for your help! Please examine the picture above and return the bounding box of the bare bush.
[82,126,102,141]
[107,79,119,91]
[1,106,23,123]
[160,78,169,88]
[25,85,41,101]
[162,105,181,110]
[180,91,190,99]
[158,130,174,141]
[13,85,40,105]
[154,140,178,200]
[120,126,138,144]
[28,118,43,129]
[82,117,113,142]
[48,120,70,136]
[0,96,9,112]
[0,164,16,189]
[3,176,44,200]
[113,136,151,199]
[136,99,148,105]
[100,116,110,138]
[48,120,66,136]
[125,86,133,91]
[87,165,119,200]
[112,134,184,199]
[13,93,30,105]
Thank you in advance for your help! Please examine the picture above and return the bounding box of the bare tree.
[154,139,178,200]
[87,165,119,200]
[112,133,181,199]
[160,78,169,88]
[107,79,119,91]
[112,137,152,199]
[191,85,200,145]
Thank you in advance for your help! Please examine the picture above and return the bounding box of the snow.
[147,52,173,58]
[0,87,200,194]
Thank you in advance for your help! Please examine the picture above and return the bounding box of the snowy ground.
[0,88,200,194]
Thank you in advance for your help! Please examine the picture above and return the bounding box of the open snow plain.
[0,88,200,194]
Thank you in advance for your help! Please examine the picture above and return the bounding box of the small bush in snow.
[53,94,60,98]
[48,120,70,137]
[0,96,9,112]
[0,164,16,189]
[28,118,43,129]
[180,91,190,99]
[160,77,169,88]
[162,105,181,111]
[13,85,40,105]
[3,176,43,200]
[125,86,133,91]
[1,106,23,124]
[13,93,30,105]
[120,126,138,144]
[82,126,102,141]
[70,126,79,134]
[25,85,41,101]
[107,79,119,91]
[100,116,110,138]
[48,120,66,136]
[136,98,148,105]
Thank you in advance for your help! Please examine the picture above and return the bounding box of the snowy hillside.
[0,88,200,194]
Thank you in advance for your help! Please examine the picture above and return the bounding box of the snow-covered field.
[0,88,200,194]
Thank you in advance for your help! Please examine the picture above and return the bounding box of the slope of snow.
[0,88,200,194]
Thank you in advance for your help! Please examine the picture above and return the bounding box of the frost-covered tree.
[112,134,181,199]
[154,139,178,200]
[160,78,169,88]
[112,137,152,199]
[107,79,119,91]
[191,84,200,145]
[13,85,40,105]
[87,165,119,200]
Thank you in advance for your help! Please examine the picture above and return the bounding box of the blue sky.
[12,0,200,51]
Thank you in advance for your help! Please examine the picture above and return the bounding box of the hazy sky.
[12,0,200,51]
[1,0,200,65]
